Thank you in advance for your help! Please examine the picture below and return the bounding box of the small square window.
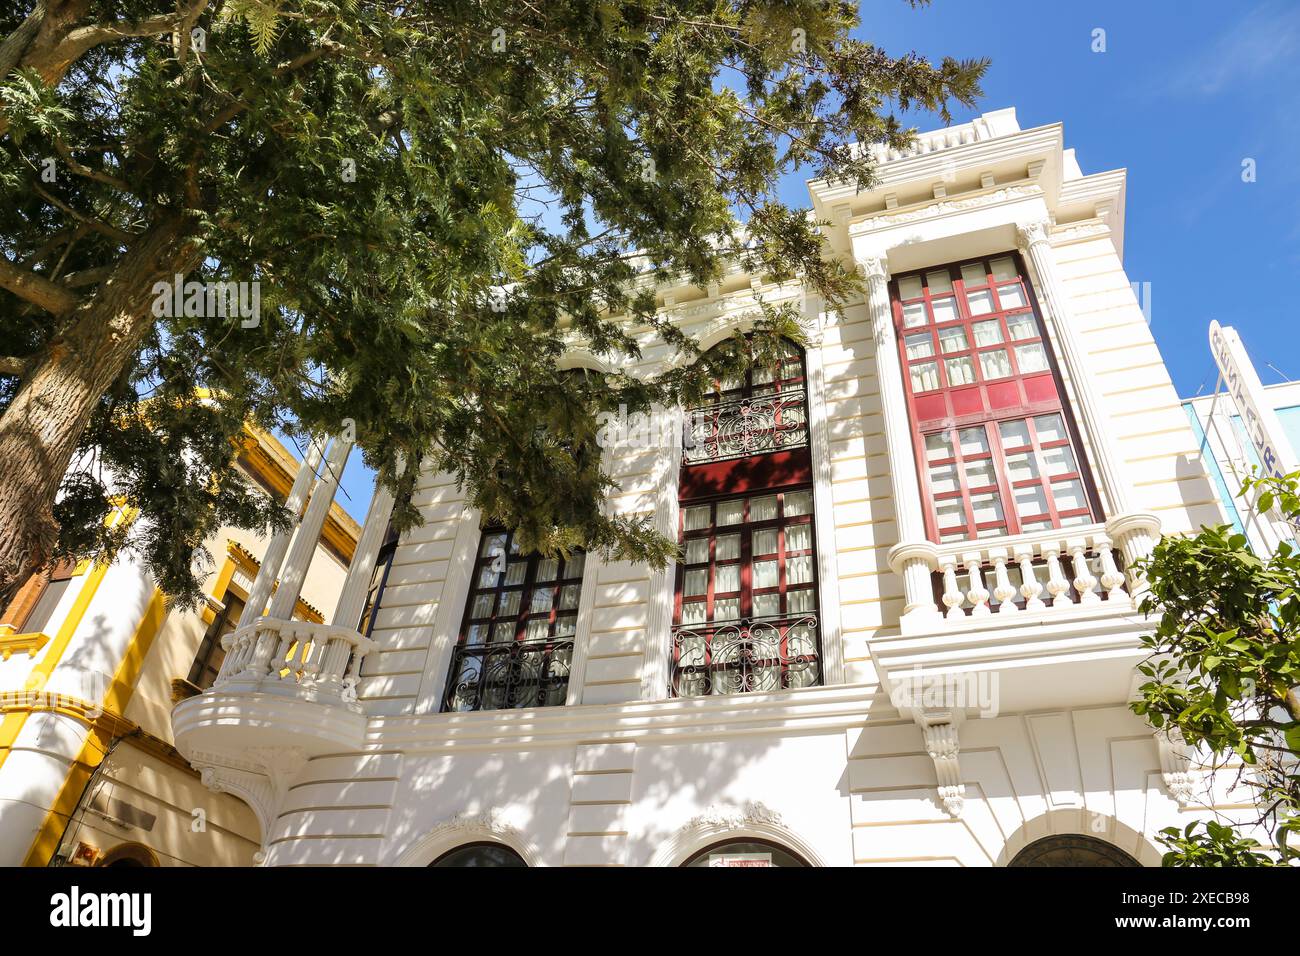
[931,297,959,324]
[979,349,1013,380]
[927,270,954,294]
[910,361,940,392]
[717,499,744,525]
[1016,342,1050,373]
[966,289,994,315]
[903,301,928,328]
[684,505,711,531]
[898,276,924,299]
[972,319,1004,347]
[999,419,1031,449]
[945,356,976,386]
[715,534,740,562]
[1034,413,1068,443]
[990,257,1018,281]
[997,283,1027,309]
[938,326,969,353]
[1006,313,1037,340]
[784,490,813,516]
[961,263,987,287]
[905,332,934,360]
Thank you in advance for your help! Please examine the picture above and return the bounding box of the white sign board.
[1208,320,1298,482]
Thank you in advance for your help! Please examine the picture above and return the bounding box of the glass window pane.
[681,601,706,625]
[938,326,968,353]
[979,349,1012,380]
[554,615,577,637]
[898,276,924,299]
[753,559,779,589]
[750,495,778,522]
[785,523,811,552]
[716,533,740,561]
[787,589,816,614]
[926,432,954,462]
[931,297,959,324]
[559,584,580,610]
[564,553,585,580]
[717,499,744,526]
[753,593,780,618]
[784,490,813,516]
[531,588,554,613]
[959,427,990,456]
[753,528,778,555]
[964,458,997,488]
[1006,451,1039,483]
[786,555,813,586]
[926,270,954,294]
[493,621,516,642]
[1006,313,1037,340]
[961,263,987,287]
[1051,478,1088,512]
[940,530,966,543]
[535,558,558,582]
[945,356,976,386]
[685,538,709,564]
[713,597,740,621]
[936,499,966,530]
[1034,413,1067,443]
[471,594,494,618]
[970,491,1005,524]
[1042,445,1078,476]
[1015,484,1049,518]
[466,623,490,645]
[999,419,1031,448]
[684,505,711,531]
[1015,342,1050,373]
[910,361,940,392]
[997,283,1027,309]
[480,533,507,557]
[504,562,527,587]
[904,332,934,359]
[477,565,500,588]
[1020,519,1052,532]
[525,617,550,641]
[929,463,959,494]
[990,257,1018,281]
[715,564,740,593]
[684,568,708,596]
[498,591,521,617]
[903,301,928,328]
[972,319,1003,347]
[966,289,994,315]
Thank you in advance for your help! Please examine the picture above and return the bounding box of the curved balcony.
[173,618,376,764]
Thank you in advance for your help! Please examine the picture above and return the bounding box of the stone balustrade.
[215,618,376,709]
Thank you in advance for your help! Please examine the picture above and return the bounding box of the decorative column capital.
[887,540,939,575]
[1015,218,1052,252]
[856,254,890,285]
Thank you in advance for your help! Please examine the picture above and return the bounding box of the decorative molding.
[917,712,965,818]
[650,799,827,867]
[1015,217,1051,251]
[392,807,544,866]
[1156,729,1197,808]
[0,631,50,660]
[683,801,785,833]
[854,184,1041,233]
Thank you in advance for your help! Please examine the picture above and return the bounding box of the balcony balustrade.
[214,617,376,709]
[671,613,820,698]
[683,393,808,465]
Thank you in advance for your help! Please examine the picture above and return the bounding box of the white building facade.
[173,109,1253,867]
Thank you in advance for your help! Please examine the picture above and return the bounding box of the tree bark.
[0,211,200,605]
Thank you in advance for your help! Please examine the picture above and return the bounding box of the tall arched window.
[671,336,821,697]
[1008,834,1140,867]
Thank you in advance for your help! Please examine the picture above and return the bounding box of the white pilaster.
[238,438,325,627]
[330,459,402,631]
[267,437,352,621]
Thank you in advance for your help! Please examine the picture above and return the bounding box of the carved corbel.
[917,711,965,818]
[1156,728,1196,807]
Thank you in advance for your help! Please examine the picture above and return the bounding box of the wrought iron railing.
[442,637,574,712]
[670,613,821,697]
[683,393,808,465]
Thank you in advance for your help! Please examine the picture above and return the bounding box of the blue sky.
[330,0,1300,521]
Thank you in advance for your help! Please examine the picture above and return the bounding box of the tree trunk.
[0,212,200,606]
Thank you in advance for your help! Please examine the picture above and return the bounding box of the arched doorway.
[429,842,528,867]
[682,838,809,868]
[1008,834,1141,867]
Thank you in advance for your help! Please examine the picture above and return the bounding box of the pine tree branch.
[0,255,81,314]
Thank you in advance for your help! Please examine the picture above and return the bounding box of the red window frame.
[457,528,585,646]
[892,252,1101,542]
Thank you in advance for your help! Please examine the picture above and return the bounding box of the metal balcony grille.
[442,638,574,712]
[683,393,809,465]
[670,613,820,697]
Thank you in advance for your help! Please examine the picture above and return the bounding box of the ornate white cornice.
[853,184,1041,235]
